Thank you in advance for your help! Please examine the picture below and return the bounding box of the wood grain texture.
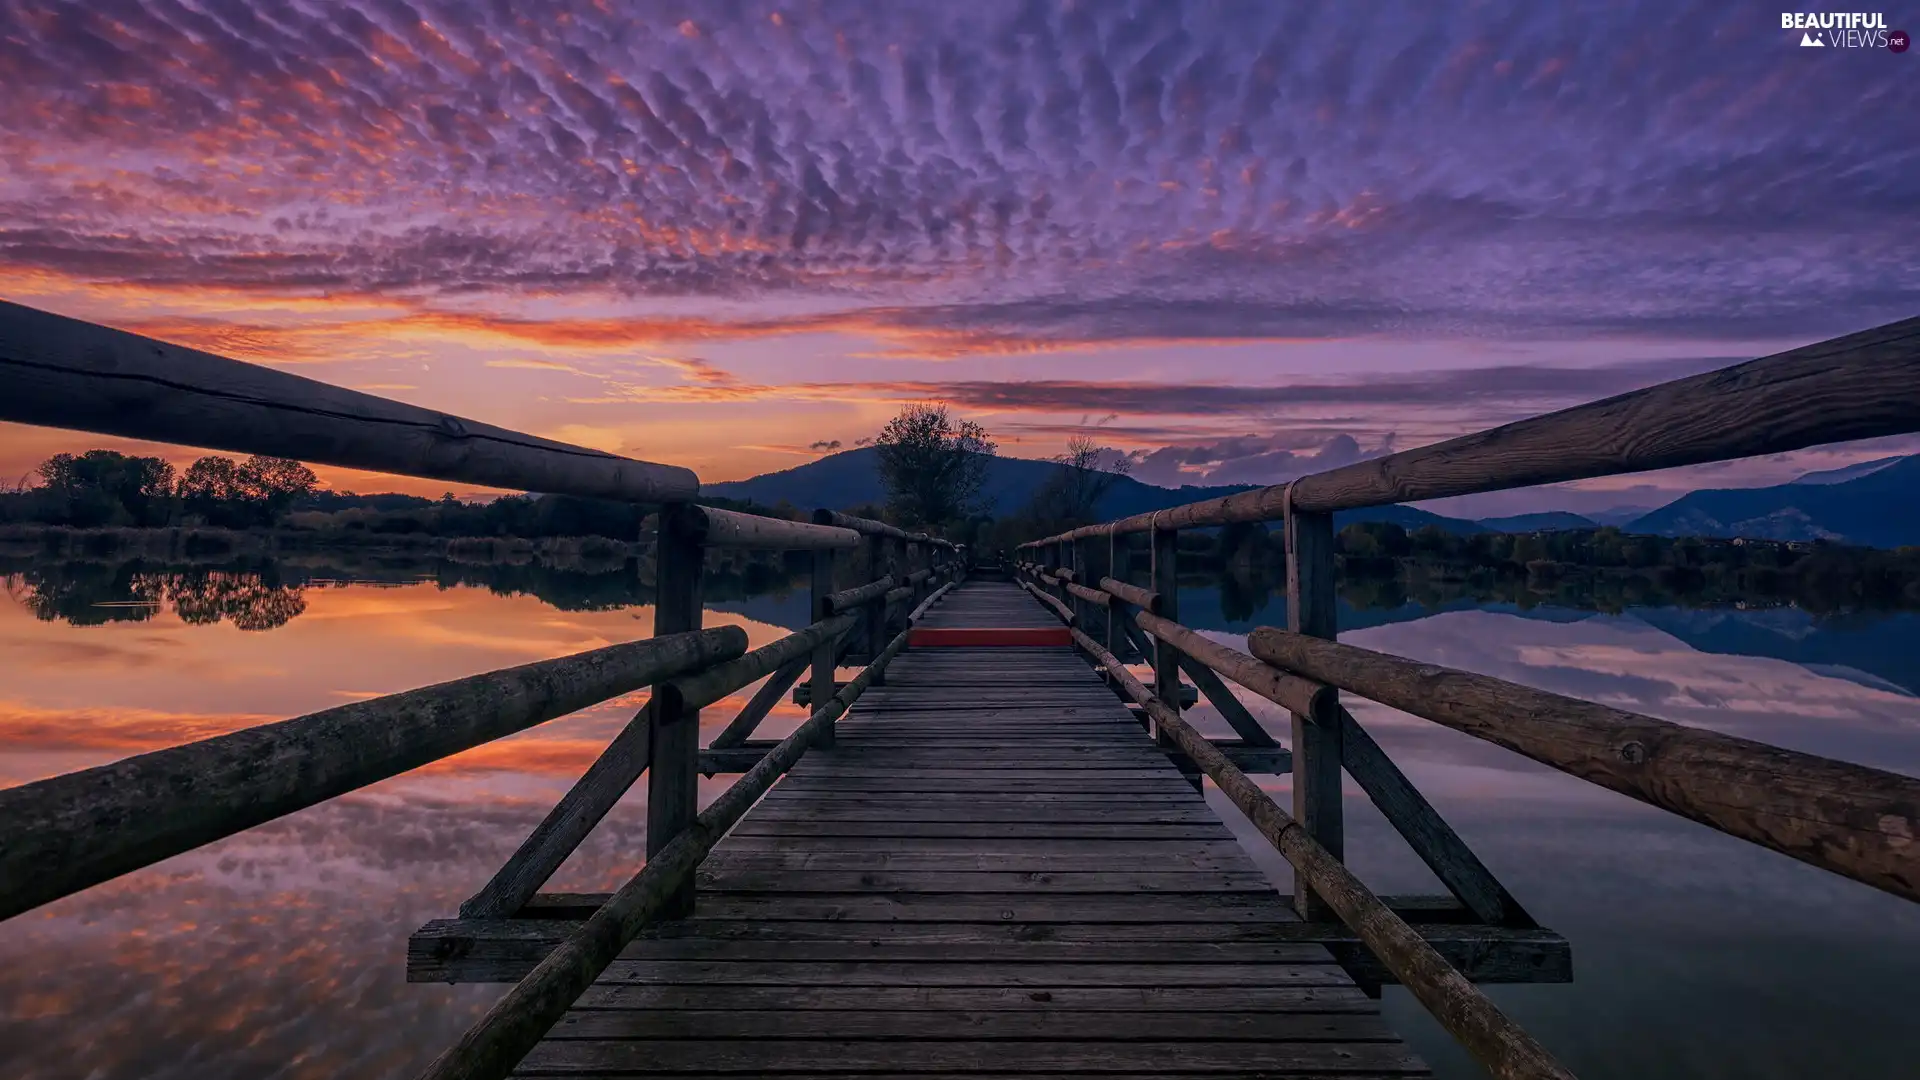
[1071,626,1572,1080]
[1287,508,1343,922]
[467,582,1432,1080]
[0,298,700,502]
[0,625,744,922]
[677,504,859,550]
[1250,627,1920,904]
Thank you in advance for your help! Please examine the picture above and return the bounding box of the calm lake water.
[3,558,1919,1079]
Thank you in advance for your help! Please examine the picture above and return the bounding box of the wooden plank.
[517,1038,1427,1073]
[707,837,1249,856]
[566,984,1375,1012]
[592,960,1349,987]
[739,808,1225,826]
[663,893,1294,922]
[1287,507,1343,923]
[690,870,1275,892]
[1249,627,1920,904]
[700,850,1251,871]
[549,1009,1394,1041]
[1150,526,1181,709]
[725,822,1234,839]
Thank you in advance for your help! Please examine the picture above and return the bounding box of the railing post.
[1150,523,1200,792]
[1287,507,1343,920]
[648,502,704,918]
[810,546,839,747]
[1081,532,1111,651]
[1106,530,1119,657]
[863,533,886,681]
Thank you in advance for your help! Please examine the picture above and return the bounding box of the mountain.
[1789,456,1906,485]
[705,448,1486,533]
[1334,504,1486,535]
[1476,512,1599,533]
[1587,505,1656,527]
[1628,454,1920,547]
[702,447,1256,520]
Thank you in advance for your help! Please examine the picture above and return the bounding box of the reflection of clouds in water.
[0,578,809,1080]
[1199,609,1920,1080]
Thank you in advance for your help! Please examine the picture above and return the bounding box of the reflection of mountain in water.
[1176,579,1920,696]
[1629,607,1920,696]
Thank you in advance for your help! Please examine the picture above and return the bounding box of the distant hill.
[1628,454,1920,547]
[702,447,1256,520]
[1586,505,1656,527]
[1476,511,1599,533]
[1789,456,1907,485]
[705,448,1486,533]
[1334,504,1486,535]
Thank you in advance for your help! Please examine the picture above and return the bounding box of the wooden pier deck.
[516,582,1426,1077]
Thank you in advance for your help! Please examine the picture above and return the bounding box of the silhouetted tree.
[872,403,996,529]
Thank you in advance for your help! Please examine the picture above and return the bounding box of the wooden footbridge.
[3,299,1919,1080]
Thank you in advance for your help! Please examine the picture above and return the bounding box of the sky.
[1,0,1916,513]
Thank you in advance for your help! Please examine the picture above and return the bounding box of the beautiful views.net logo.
[1782,11,1911,49]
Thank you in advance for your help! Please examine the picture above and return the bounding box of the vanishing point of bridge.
[2,299,1918,1079]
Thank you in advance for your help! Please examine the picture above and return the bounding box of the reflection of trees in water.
[2,554,807,630]
[3,561,308,630]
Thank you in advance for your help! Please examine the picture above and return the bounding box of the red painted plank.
[908,628,1073,648]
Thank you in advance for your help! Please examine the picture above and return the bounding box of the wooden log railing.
[457,614,858,918]
[1025,317,1920,539]
[418,619,921,1080]
[1248,629,1920,903]
[1011,315,1920,1067]
[0,626,745,922]
[0,299,700,503]
[1070,628,1574,1080]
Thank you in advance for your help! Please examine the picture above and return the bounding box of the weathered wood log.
[1131,610,1325,719]
[647,504,705,918]
[1098,576,1161,615]
[1287,509,1342,921]
[810,548,840,747]
[1248,629,1920,903]
[0,299,699,502]
[0,626,745,922]
[821,575,896,615]
[461,699,662,919]
[1176,654,1281,748]
[705,658,808,751]
[416,622,917,1080]
[907,582,955,623]
[905,568,933,586]
[674,505,858,550]
[1150,527,1180,710]
[1334,706,1531,927]
[660,614,857,713]
[696,746,770,773]
[884,585,914,606]
[1069,628,1575,1080]
[409,916,1566,986]
[1064,581,1110,607]
[811,509,911,540]
[1019,581,1075,625]
[1041,316,1920,537]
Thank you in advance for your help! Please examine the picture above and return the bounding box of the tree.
[178,454,318,527]
[1028,435,1133,528]
[35,450,176,526]
[872,403,996,529]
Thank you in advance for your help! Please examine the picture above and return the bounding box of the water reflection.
[3,559,1919,1080]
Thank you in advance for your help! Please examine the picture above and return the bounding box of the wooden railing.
[0,299,965,1076]
[3,296,1915,1080]
[1019,315,1920,1080]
